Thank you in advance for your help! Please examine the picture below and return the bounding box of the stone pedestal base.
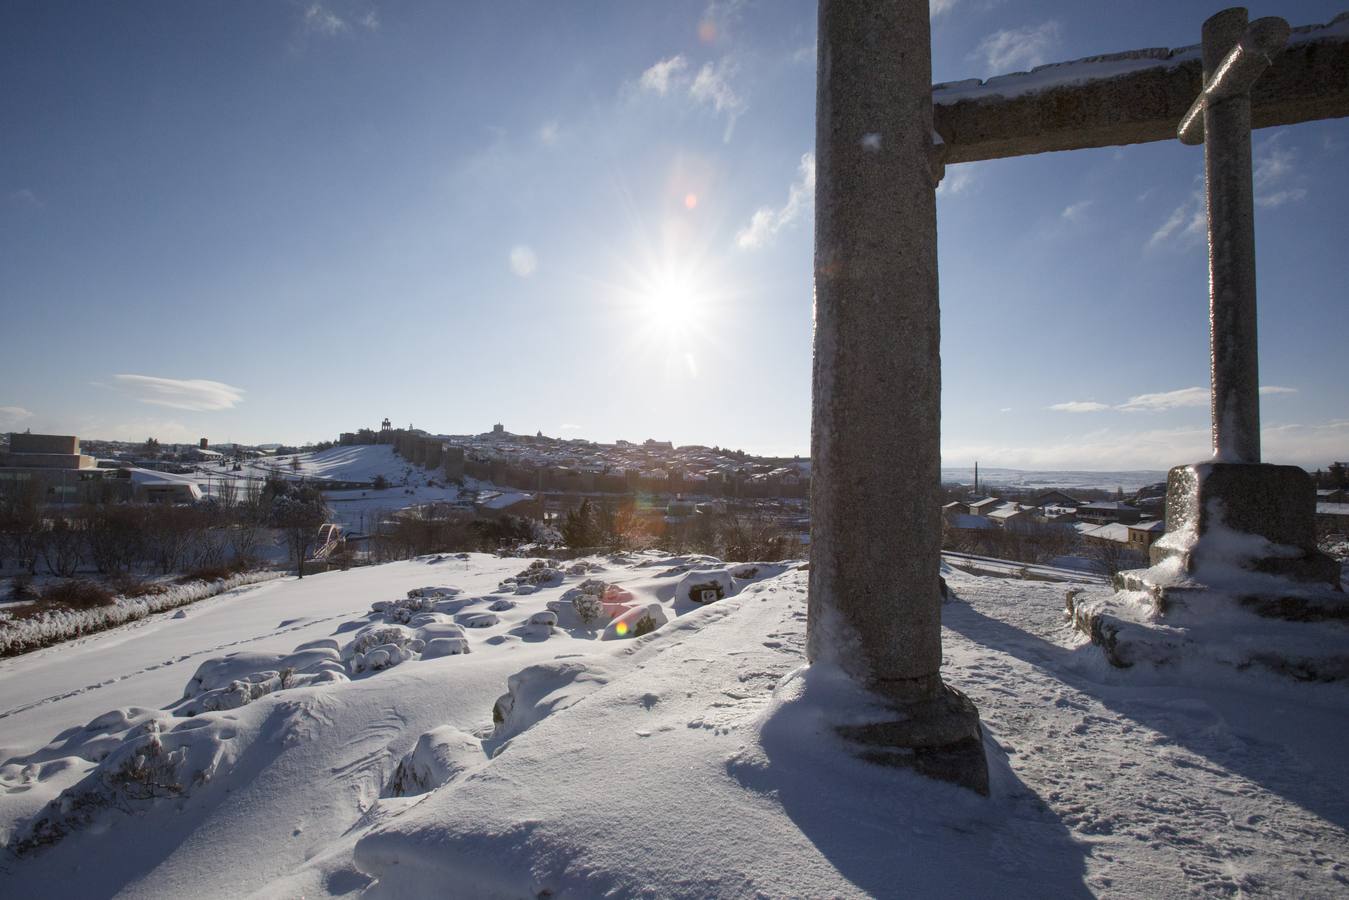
[835,683,989,795]
[1068,569,1349,681]
[1150,461,1340,586]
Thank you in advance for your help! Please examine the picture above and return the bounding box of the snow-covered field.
[0,554,1345,897]
[192,445,527,530]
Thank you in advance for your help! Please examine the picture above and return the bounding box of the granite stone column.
[1202,8,1261,463]
[809,0,987,792]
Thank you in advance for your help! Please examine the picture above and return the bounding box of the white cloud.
[301,2,379,38]
[537,121,560,146]
[945,419,1349,471]
[689,58,745,141]
[0,405,34,428]
[112,375,245,411]
[735,152,815,250]
[931,0,961,16]
[509,245,538,278]
[1048,401,1110,413]
[634,54,744,141]
[1117,386,1209,412]
[936,167,976,196]
[1061,200,1091,223]
[639,56,688,96]
[7,188,43,210]
[1050,385,1295,415]
[303,2,348,36]
[972,21,1061,74]
[1253,132,1307,208]
[1148,188,1206,249]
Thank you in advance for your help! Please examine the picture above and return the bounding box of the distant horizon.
[28,425,1347,483]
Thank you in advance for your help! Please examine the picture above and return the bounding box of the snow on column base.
[1150,461,1341,589]
[1067,576,1349,681]
[835,682,989,796]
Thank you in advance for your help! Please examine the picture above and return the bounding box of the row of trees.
[561,499,802,561]
[0,475,330,580]
[363,504,545,562]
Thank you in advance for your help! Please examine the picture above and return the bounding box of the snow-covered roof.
[1083,523,1131,543]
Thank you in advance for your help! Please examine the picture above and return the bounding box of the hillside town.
[4,423,1346,596]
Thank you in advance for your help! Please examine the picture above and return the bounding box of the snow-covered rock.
[600,602,668,641]
[421,637,471,659]
[676,568,736,605]
[385,726,483,797]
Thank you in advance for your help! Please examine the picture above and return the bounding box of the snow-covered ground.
[0,554,1345,897]
[188,445,530,530]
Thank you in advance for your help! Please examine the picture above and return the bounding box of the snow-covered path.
[941,576,1349,896]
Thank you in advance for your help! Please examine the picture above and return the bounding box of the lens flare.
[615,620,630,636]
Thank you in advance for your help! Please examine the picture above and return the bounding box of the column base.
[1149,461,1340,587]
[836,682,989,795]
[1067,569,1349,681]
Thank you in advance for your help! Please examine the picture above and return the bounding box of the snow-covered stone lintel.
[932,12,1349,165]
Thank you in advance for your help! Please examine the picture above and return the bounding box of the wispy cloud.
[0,405,34,427]
[698,0,748,44]
[1048,401,1110,413]
[634,53,744,141]
[1117,386,1208,412]
[931,0,961,17]
[7,188,44,210]
[972,21,1061,74]
[1050,385,1296,415]
[947,417,1347,471]
[537,121,560,146]
[937,167,976,196]
[689,58,745,140]
[1061,199,1091,223]
[509,245,538,278]
[639,56,688,96]
[300,1,379,39]
[1253,132,1307,208]
[1148,186,1205,250]
[110,375,245,411]
[735,152,815,250]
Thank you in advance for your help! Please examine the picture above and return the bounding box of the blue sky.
[2,0,1345,470]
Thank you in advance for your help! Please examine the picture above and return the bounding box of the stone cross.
[810,1,1347,793]
[1178,9,1290,464]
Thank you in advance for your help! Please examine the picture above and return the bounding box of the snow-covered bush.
[13,715,240,854]
[601,603,668,640]
[457,612,499,629]
[385,726,482,797]
[421,636,471,659]
[0,571,281,658]
[507,560,563,588]
[571,591,604,626]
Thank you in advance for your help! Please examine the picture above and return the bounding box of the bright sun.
[643,272,697,333]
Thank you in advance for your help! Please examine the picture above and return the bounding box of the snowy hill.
[0,556,1346,897]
